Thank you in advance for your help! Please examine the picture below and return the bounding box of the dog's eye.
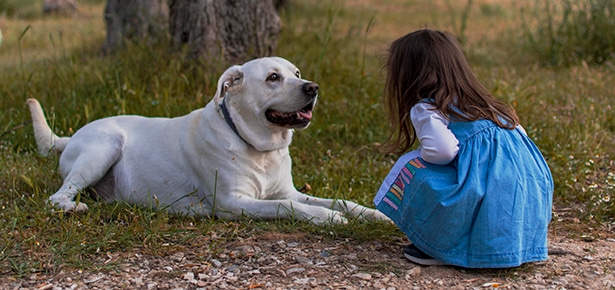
[267,73,279,82]
[295,71,301,78]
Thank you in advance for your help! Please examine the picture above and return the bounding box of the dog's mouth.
[266,102,315,128]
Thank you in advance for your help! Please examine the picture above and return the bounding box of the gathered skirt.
[374,120,553,268]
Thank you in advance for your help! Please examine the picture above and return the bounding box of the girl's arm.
[411,102,459,165]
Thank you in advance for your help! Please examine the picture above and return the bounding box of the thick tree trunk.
[168,0,281,64]
[103,0,168,54]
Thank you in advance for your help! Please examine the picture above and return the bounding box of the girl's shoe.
[403,244,446,266]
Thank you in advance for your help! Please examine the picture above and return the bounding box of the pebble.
[210,259,223,268]
[295,256,312,265]
[170,252,185,262]
[351,273,372,280]
[405,267,421,279]
[286,267,305,275]
[183,272,194,280]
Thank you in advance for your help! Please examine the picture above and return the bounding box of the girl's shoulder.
[411,101,451,128]
[411,100,449,120]
[411,102,439,119]
[412,100,438,111]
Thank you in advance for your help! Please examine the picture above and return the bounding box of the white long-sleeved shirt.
[410,102,459,165]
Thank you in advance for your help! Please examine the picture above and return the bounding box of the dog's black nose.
[302,82,319,97]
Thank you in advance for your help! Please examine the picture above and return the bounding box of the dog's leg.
[288,192,391,222]
[49,134,124,212]
[212,196,348,224]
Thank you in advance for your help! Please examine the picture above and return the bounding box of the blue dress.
[374,118,553,268]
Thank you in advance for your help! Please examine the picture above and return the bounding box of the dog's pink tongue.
[298,110,312,120]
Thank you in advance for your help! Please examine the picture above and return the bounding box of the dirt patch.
[3,228,614,289]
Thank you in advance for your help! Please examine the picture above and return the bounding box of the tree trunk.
[103,0,168,54]
[168,0,281,64]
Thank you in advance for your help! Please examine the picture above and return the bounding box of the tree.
[102,0,168,54]
[168,0,281,64]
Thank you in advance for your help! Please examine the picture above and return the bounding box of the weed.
[521,0,615,66]
[443,0,474,44]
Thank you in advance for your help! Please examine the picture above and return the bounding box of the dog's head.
[213,57,319,151]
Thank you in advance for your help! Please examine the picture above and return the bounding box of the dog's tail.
[26,98,70,156]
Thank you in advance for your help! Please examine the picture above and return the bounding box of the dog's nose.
[302,82,319,97]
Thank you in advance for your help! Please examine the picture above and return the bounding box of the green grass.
[1,0,614,277]
[520,0,615,66]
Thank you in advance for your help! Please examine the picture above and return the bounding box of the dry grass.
[0,4,104,71]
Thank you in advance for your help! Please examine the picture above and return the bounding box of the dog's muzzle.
[266,82,318,129]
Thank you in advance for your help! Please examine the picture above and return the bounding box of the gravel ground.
[3,227,614,290]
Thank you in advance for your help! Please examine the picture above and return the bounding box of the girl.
[374,28,553,268]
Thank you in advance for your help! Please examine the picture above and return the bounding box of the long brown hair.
[381,28,519,155]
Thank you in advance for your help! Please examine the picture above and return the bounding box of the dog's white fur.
[28,57,388,224]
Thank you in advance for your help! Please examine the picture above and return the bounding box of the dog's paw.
[311,211,348,225]
[71,202,89,212]
[324,211,348,225]
[342,205,392,223]
[48,197,89,213]
[357,209,392,223]
[332,201,391,223]
[304,211,348,225]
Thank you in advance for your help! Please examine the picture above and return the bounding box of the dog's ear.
[214,65,243,106]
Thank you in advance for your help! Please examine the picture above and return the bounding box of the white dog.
[28,57,388,224]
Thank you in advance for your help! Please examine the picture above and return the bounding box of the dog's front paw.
[306,210,348,225]
[360,209,392,223]
[71,202,89,212]
[374,211,393,223]
[328,211,349,225]
[48,196,89,213]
